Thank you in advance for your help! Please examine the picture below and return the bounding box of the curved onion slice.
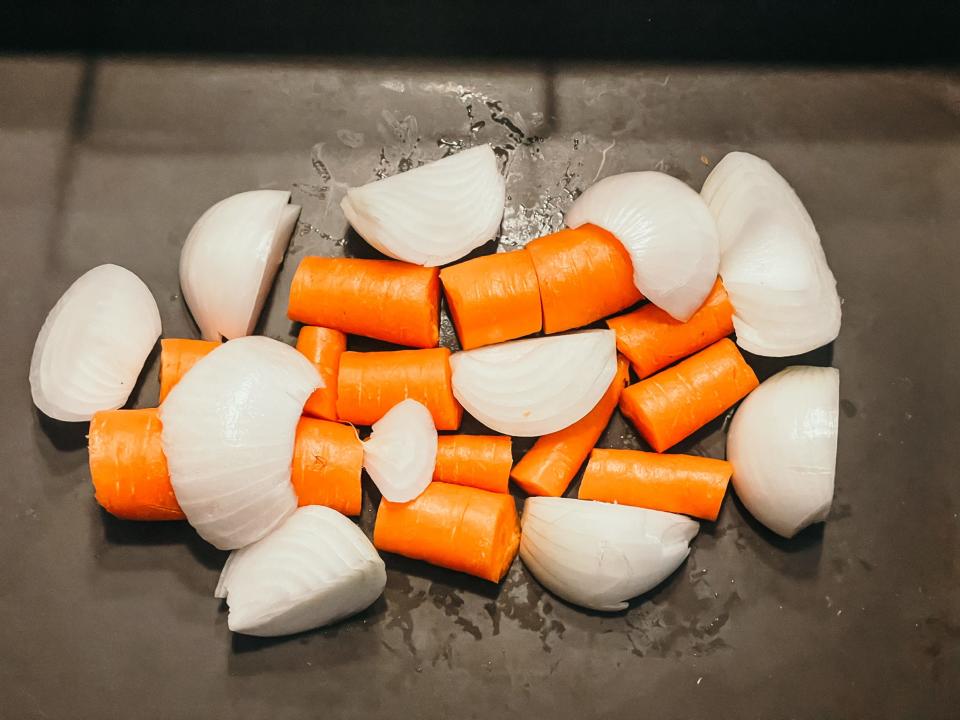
[702,152,841,357]
[565,172,720,321]
[180,190,301,341]
[727,366,839,538]
[160,336,320,550]
[362,399,438,502]
[29,264,161,421]
[215,506,386,636]
[520,498,698,611]
[341,144,505,266]
[449,330,617,437]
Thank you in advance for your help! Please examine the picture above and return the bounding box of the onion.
[29,264,161,422]
[159,336,320,550]
[519,498,699,611]
[702,152,842,357]
[449,330,617,437]
[565,172,720,321]
[726,366,839,538]
[179,190,301,341]
[361,399,438,502]
[341,144,505,266]
[215,506,386,636]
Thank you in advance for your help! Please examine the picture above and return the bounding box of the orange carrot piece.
[158,339,218,403]
[510,354,630,497]
[433,435,513,493]
[288,256,440,348]
[607,278,734,379]
[527,224,643,334]
[296,326,347,421]
[619,338,758,452]
[578,448,733,521]
[336,347,462,430]
[439,249,542,349]
[88,408,184,521]
[291,417,363,516]
[373,482,520,582]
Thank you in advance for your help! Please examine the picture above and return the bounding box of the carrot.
[510,354,630,497]
[158,339,218,403]
[336,347,462,430]
[619,338,758,452]
[527,224,643,333]
[288,256,440,348]
[291,417,363,516]
[373,482,520,582]
[433,435,512,493]
[607,278,734,379]
[439,248,542,349]
[88,408,184,521]
[296,326,347,421]
[578,448,733,521]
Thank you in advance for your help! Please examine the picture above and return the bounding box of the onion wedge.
[362,399,438,503]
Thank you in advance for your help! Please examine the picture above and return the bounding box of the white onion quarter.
[29,264,161,422]
[160,336,320,550]
[362,399,438,503]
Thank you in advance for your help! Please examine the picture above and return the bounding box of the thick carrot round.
[510,354,630,497]
[336,347,462,430]
[158,339,218,403]
[578,448,733,521]
[288,256,440,348]
[88,408,184,521]
[296,326,346,421]
[439,249,542,349]
[373,482,520,582]
[607,278,734,379]
[619,338,758,452]
[433,435,512,493]
[291,417,363,516]
[527,224,642,334]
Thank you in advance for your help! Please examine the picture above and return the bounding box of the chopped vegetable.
[292,417,363,517]
[362,399,438,503]
[510,355,630,497]
[434,434,513,493]
[296,326,347,421]
[619,338,758,452]
[527,223,643,333]
[374,482,520,582]
[440,248,542,349]
[607,278,733,379]
[578,448,733,520]
[158,338,218,403]
[288,256,440,348]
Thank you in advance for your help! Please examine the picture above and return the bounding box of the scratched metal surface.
[1,57,958,719]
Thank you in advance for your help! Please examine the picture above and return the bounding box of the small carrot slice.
[619,338,758,452]
[373,482,520,582]
[527,224,642,334]
[158,339,218,403]
[336,347,462,430]
[433,435,512,493]
[510,354,630,497]
[88,408,184,520]
[607,278,734,379]
[578,448,733,521]
[291,417,363,516]
[288,256,440,348]
[439,249,542,349]
[296,326,347,421]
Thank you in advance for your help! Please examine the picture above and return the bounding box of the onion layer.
[342,144,505,266]
[30,264,161,421]
[362,399,438,503]
[449,330,617,437]
[565,172,720,321]
[216,506,386,636]
[726,366,839,538]
[180,190,301,341]
[160,336,320,550]
[520,498,699,611]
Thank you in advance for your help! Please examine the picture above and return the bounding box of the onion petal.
[362,399,438,502]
